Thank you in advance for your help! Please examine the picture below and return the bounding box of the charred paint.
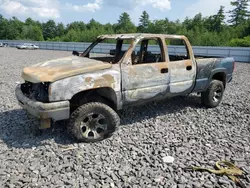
[19,33,233,112]
[16,33,235,130]
[196,58,218,79]
[49,65,121,102]
[22,56,112,83]
[120,34,196,104]
[193,57,233,92]
[102,74,115,84]
[85,77,93,83]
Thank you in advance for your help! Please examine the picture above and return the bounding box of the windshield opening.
[82,38,132,64]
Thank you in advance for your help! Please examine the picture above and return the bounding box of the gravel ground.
[0,48,249,188]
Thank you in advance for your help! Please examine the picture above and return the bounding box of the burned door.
[166,38,196,94]
[121,38,170,105]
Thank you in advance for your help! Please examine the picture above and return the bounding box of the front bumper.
[15,84,70,122]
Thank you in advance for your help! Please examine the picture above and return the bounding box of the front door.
[121,38,170,105]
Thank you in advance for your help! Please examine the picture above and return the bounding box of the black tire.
[201,80,225,108]
[68,102,120,143]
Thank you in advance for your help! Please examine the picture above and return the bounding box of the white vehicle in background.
[0,43,8,47]
[17,43,39,50]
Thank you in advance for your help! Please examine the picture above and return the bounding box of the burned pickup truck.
[15,34,235,142]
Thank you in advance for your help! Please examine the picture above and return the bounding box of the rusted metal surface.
[18,33,234,116]
[40,119,51,129]
[15,85,70,127]
[14,33,236,131]
[168,59,196,93]
[49,64,121,102]
[118,34,197,104]
[22,56,112,83]
[196,58,218,79]
[20,33,199,110]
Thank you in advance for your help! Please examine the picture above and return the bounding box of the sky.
[0,0,243,25]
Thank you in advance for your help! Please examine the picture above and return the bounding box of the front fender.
[49,69,121,102]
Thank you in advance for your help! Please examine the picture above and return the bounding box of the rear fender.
[206,68,227,89]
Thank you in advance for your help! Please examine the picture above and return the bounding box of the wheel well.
[70,87,117,112]
[212,72,226,87]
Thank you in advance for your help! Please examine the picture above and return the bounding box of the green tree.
[5,17,23,39]
[148,18,181,34]
[56,22,65,37]
[228,0,250,26]
[62,29,80,42]
[115,12,136,33]
[229,35,250,46]
[0,15,8,39]
[103,23,114,34]
[42,20,57,40]
[148,19,167,33]
[205,6,225,32]
[24,17,42,29]
[22,25,44,41]
[21,17,44,41]
[25,18,36,26]
[86,19,102,30]
[33,26,44,40]
[214,6,226,31]
[66,21,86,32]
[138,11,150,33]
[1,9,250,47]
[32,26,44,41]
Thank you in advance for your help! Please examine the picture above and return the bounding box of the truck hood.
[22,56,112,83]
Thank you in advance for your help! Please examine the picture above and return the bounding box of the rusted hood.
[22,56,112,83]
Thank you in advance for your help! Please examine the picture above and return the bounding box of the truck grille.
[21,81,49,103]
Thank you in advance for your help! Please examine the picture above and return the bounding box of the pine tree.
[115,12,136,33]
[212,6,226,32]
[216,6,226,25]
[138,11,150,33]
[228,0,250,26]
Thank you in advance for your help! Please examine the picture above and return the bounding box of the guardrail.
[1,40,250,62]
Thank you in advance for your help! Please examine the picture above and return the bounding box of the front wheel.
[201,80,225,108]
[68,102,120,142]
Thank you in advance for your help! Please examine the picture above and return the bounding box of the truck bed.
[193,56,234,92]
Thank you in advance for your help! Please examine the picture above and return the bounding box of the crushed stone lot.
[0,48,250,188]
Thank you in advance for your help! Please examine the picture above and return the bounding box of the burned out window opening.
[82,38,132,64]
[131,38,165,65]
[166,38,190,62]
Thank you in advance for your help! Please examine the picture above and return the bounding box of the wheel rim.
[80,113,108,139]
[212,87,222,103]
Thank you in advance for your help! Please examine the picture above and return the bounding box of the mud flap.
[40,119,51,129]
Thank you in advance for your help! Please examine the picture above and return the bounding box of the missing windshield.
[82,38,132,64]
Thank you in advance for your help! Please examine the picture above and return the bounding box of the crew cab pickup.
[15,33,235,142]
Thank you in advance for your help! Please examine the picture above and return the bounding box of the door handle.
[161,68,168,73]
[186,66,192,71]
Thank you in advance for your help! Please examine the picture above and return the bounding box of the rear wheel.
[201,80,224,108]
[68,102,120,142]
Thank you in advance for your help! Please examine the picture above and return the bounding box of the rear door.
[121,37,170,105]
[165,38,196,95]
